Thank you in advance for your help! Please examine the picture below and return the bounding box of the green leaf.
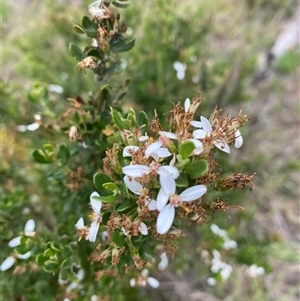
[27,83,48,103]
[103,60,128,76]
[179,141,195,160]
[184,160,208,177]
[137,111,148,134]
[36,254,48,266]
[59,144,70,165]
[175,173,189,187]
[103,182,117,191]
[110,107,130,130]
[59,269,69,281]
[96,194,118,203]
[112,1,130,9]
[62,245,73,257]
[50,242,61,252]
[43,260,59,272]
[112,228,126,247]
[116,198,135,212]
[102,212,111,225]
[86,47,101,58]
[93,172,113,195]
[69,43,86,61]
[110,37,135,53]
[43,144,54,152]
[81,16,98,38]
[32,149,54,164]
[73,25,85,34]
[43,248,55,258]
[61,258,73,269]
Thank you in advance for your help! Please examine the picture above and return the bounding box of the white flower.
[156,175,207,234]
[0,251,32,272]
[173,61,187,80]
[210,250,233,281]
[210,224,237,250]
[89,0,105,18]
[88,192,102,242]
[130,269,159,288]
[123,176,157,210]
[193,116,230,153]
[8,219,35,248]
[123,146,140,157]
[159,131,178,140]
[207,277,217,286]
[222,239,238,250]
[75,217,85,230]
[121,222,148,236]
[158,252,168,271]
[248,264,265,277]
[122,163,179,181]
[123,141,171,162]
[75,217,91,241]
[185,138,204,155]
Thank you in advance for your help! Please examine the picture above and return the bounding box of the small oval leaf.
[184,160,208,177]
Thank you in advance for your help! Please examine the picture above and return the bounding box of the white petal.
[190,120,203,128]
[158,165,179,179]
[235,129,243,148]
[17,251,31,260]
[26,122,39,131]
[141,269,149,277]
[193,129,207,139]
[139,222,148,235]
[8,236,21,248]
[129,278,136,287]
[153,148,172,158]
[123,176,142,195]
[145,141,162,157]
[207,277,217,286]
[200,116,212,132]
[150,152,159,162]
[187,139,204,155]
[184,98,190,113]
[159,131,178,139]
[0,257,15,271]
[90,191,100,202]
[89,0,105,17]
[214,141,230,153]
[159,172,176,196]
[158,252,168,271]
[180,185,207,202]
[122,165,151,177]
[75,217,84,229]
[148,277,160,288]
[210,224,220,235]
[138,135,149,142]
[123,146,139,157]
[156,188,170,211]
[90,199,102,213]
[87,222,99,242]
[24,219,35,232]
[147,199,157,211]
[156,204,175,235]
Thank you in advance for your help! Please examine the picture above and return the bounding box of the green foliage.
[2,1,297,301]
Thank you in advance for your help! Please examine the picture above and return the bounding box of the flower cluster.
[1,219,35,272]
[75,192,103,242]
[74,95,253,273]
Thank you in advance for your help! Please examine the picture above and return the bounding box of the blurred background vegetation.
[1,0,299,300]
